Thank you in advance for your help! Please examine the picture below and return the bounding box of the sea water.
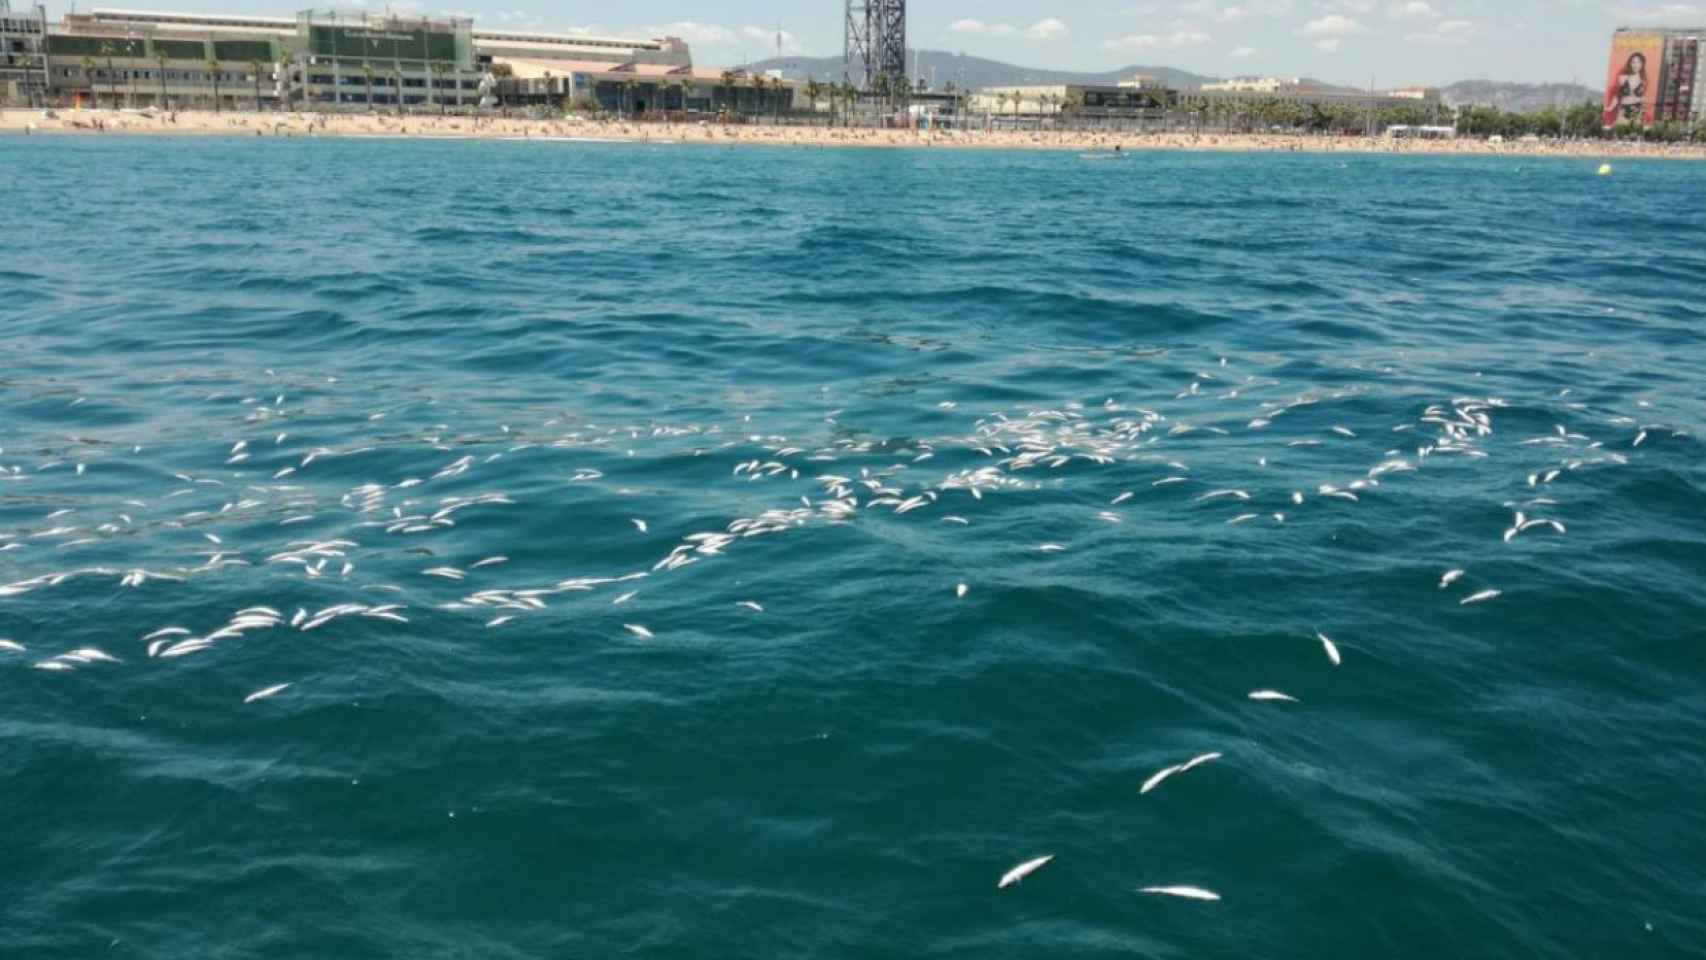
[1,136,1704,958]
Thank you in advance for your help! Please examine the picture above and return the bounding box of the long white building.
[4,6,707,111]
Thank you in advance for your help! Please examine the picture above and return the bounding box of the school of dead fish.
[0,362,1683,902]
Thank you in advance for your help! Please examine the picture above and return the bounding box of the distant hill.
[1442,80,1599,112]
[745,49,1212,92]
[744,51,1598,110]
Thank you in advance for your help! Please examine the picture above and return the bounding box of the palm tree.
[622,78,639,119]
[390,67,402,116]
[249,59,264,112]
[1010,89,1023,125]
[206,55,221,112]
[431,61,448,115]
[748,73,764,122]
[1063,90,1083,133]
[719,70,737,119]
[805,78,822,124]
[362,61,374,111]
[155,48,170,109]
[80,55,96,108]
[771,76,785,121]
[98,41,118,109]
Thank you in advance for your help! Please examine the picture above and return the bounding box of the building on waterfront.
[1182,81,1447,131]
[969,83,1174,127]
[287,9,478,110]
[1605,26,1704,126]
[473,25,804,116]
[49,8,293,110]
[968,76,1442,131]
[1,6,714,111]
[0,0,48,106]
[28,7,483,110]
[492,60,797,117]
[0,4,807,116]
[472,27,689,70]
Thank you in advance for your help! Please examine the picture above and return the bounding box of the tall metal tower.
[844,0,906,94]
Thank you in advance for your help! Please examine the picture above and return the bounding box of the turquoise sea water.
[2,136,1704,958]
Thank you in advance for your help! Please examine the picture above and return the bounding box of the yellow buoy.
[1598,163,1613,176]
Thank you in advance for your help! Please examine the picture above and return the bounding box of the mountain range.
[1438,81,1599,112]
[748,50,1212,93]
[748,49,1600,113]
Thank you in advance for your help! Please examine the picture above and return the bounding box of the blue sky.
[46,2,1706,86]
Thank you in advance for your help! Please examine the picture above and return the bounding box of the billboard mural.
[1604,31,1664,126]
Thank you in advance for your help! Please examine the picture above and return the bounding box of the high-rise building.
[1605,26,1704,126]
[0,0,49,105]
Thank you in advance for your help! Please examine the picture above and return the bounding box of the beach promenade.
[4,107,1705,159]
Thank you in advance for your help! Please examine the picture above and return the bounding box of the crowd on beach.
[5,107,1705,160]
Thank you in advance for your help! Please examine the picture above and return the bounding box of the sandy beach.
[4,107,1704,159]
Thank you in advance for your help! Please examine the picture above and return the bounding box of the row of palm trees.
[78,40,238,112]
[554,72,793,122]
[568,73,924,126]
[989,88,1088,129]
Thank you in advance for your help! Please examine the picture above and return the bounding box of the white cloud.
[948,16,1068,40]
[1027,17,1070,39]
[1230,44,1256,57]
[1406,17,1473,44]
[1104,29,1213,51]
[1178,0,1293,22]
[1298,13,1366,38]
[1298,12,1365,49]
[1387,1,1435,19]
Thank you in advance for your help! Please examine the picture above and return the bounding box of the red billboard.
[1605,32,1664,126]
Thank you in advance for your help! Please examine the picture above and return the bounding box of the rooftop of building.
[87,7,295,26]
[471,27,675,50]
[81,7,671,45]
[1612,25,1706,35]
[496,57,792,84]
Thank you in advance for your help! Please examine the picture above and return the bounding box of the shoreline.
[5,108,1704,160]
